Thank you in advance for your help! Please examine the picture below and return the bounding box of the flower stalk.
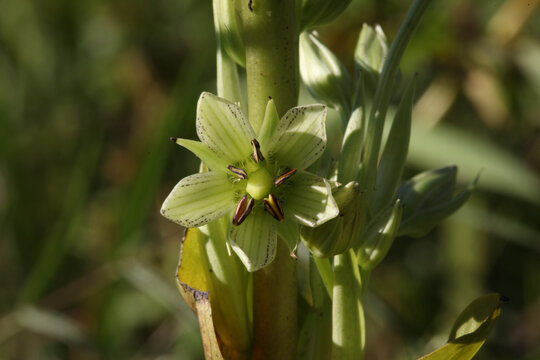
[241,1,299,358]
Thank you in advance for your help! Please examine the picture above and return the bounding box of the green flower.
[161,92,339,271]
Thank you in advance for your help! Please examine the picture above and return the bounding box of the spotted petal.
[229,209,277,272]
[197,92,256,163]
[281,171,339,227]
[268,105,327,170]
[161,172,236,228]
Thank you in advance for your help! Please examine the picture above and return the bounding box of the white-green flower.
[161,92,339,271]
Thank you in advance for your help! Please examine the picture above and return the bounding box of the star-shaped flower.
[161,92,339,271]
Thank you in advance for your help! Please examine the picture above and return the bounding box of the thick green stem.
[252,240,297,359]
[240,1,298,358]
[241,0,298,132]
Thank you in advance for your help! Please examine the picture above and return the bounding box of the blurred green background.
[1,0,539,359]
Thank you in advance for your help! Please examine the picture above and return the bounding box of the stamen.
[251,139,265,163]
[263,193,284,221]
[227,165,248,179]
[274,168,297,187]
[233,195,255,226]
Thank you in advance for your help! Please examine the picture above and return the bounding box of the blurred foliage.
[0,0,539,359]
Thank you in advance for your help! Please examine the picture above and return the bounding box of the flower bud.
[398,166,458,212]
[357,200,402,270]
[354,23,388,75]
[354,24,388,93]
[333,181,359,208]
[213,0,245,67]
[299,0,352,30]
[300,31,353,114]
[301,216,344,258]
[397,166,476,237]
[301,182,360,258]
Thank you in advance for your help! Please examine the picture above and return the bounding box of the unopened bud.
[300,32,353,113]
[397,167,476,237]
[357,200,402,270]
[214,0,245,67]
[299,0,352,30]
[354,23,388,75]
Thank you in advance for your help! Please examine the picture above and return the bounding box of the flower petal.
[174,138,229,172]
[229,209,277,272]
[276,216,300,254]
[257,98,279,156]
[281,171,339,227]
[268,105,327,170]
[197,92,256,162]
[161,172,236,228]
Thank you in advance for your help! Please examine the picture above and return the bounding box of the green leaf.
[161,172,237,228]
[197,92,255,163]
[173,138,228,172]
[229,209,277,272]
[418,293,504,360]
[282,171,339,227]
[268,104,327,170]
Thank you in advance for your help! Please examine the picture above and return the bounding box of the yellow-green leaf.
[418,293,504,360]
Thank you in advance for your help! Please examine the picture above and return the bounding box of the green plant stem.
[332,250,365,359]
[241,0,298,132]
[241,1,298,358]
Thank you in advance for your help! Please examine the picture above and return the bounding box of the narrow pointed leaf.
[268,105,327,170]
[282,171,339,227]
[161,172,236,228]
[230,210,277,272]
[197,92,255,162]
[174,138,229,172]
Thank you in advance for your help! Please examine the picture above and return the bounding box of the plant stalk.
[240,1,298,358]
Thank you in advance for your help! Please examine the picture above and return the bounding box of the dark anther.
[274,168,297,187]
[233,195,255,226]
[263,193,284,221]
[251,139,264,163]
[227,165,248,179]
[248,0,253,12]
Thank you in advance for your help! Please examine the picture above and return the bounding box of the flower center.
[246,167,273,200]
